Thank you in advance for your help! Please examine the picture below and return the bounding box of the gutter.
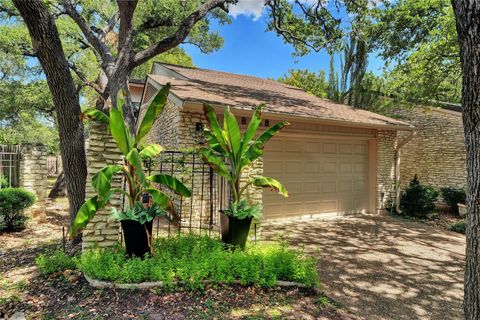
[395,130,418,213]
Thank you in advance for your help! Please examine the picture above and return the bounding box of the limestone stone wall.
[19,144,48,219]
[82,123,123,249]
[392,107,466,191]
[376,130,397,211]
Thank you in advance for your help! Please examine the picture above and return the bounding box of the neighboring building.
[133,63,416,222]
[391,104,466,192]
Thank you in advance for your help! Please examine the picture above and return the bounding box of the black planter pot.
[121,220,153,258]
[220,212,252,249]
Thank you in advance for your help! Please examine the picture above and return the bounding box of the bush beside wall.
[0,188,36,231]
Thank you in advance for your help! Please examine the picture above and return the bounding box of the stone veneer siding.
[392,107,466,191]
[82,123,123,249]
[19,144,48,219]
[376,131,397,211]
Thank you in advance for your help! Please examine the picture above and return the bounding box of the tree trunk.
[13,0,87,233]
[451,0,480,318]
[48,171,66,198]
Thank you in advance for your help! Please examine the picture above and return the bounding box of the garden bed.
[37,235,321,291]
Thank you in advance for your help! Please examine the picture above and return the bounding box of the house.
[131,63,416,222]
[391,103,466,194]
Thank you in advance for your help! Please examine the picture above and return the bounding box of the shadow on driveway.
[262,214,465,320]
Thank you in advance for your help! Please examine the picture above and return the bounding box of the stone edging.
[84,274,322,294]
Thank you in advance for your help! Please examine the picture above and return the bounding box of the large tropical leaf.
[81,107,109,125]
[222,107,241,157]
[70,196,100,236]
[136,84,171,143]
[109,107,133,156]
[242,121,290,166]
[203,129,224,153]
[126,148,146,186]
[241,104,264,153]
[251,176,288,197]
[199,148,231,180]
[203,104,227,152]
[91,165,123,198]
[139,144,164,159]
[254,121,290,145]
[145,188,171,208]
[147,174,191,197]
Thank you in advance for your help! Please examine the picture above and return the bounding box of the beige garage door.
[263,137,370,220]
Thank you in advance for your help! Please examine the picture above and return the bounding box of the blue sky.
[183,7,385,80]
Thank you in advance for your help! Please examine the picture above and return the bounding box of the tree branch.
[68,62,104,98]
[132,0,233,67]
[62,0,114,65]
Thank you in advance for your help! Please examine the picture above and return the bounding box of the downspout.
[395,130,417,213]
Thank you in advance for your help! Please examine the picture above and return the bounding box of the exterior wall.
[376,130,397,211]
[147,100,181,148]
[19,144,48,219]
[392,107,466,191]
[82,123,123,249]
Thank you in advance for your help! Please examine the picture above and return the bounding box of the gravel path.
[263,214,465,320]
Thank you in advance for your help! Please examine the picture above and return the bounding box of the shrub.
[36,250,77,275]
[449,220,466,234]
[400,176,439,218]
[0,188,36,231]
[76,234,320,290]
[441,187,466,212]
[0,175,8,188]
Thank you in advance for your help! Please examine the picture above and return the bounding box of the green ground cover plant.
[36,250,76,275]
[36,235,320,290]
[449,220,466,234]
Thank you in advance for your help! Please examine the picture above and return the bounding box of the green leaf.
[139,144,164,159]
[147,174,191,197]
[91,165,123,197]
[92,171,111,198]
[81,107,109,125]
[199,148,231,180]
[241,104,264,153]
[145,188,171,208]
[126,148,146,186]
[222,107,241,157]
[255,121,290,145]
[203,104,227,152]
[242,121,290,166]
[109,107,132,156]
[203,129,224,153]
[136,83,171,143]
[252,176,288,197]
[70,196,101,236]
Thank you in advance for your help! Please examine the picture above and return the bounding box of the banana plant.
[200,103,289,209]
[71,84,191,238]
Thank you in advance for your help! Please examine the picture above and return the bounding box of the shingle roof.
[149,63,413,130]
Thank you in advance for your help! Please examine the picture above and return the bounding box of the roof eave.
[182,100,416,132]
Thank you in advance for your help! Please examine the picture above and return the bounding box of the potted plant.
[201,104,289,249]
[71,84,191,257]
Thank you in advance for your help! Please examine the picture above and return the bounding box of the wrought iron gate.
[0,145,21,188]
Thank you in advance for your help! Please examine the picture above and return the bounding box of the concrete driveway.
[262,214,465,320]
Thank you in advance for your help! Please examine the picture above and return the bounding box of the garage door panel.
[323,143,337,154]
[263,137,370,220]
[322,161,337,174]
[285,161,303,173]
[339,143,353,154]
[322,181,337,193]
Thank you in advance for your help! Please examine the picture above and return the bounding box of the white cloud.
[228,0,266,21]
